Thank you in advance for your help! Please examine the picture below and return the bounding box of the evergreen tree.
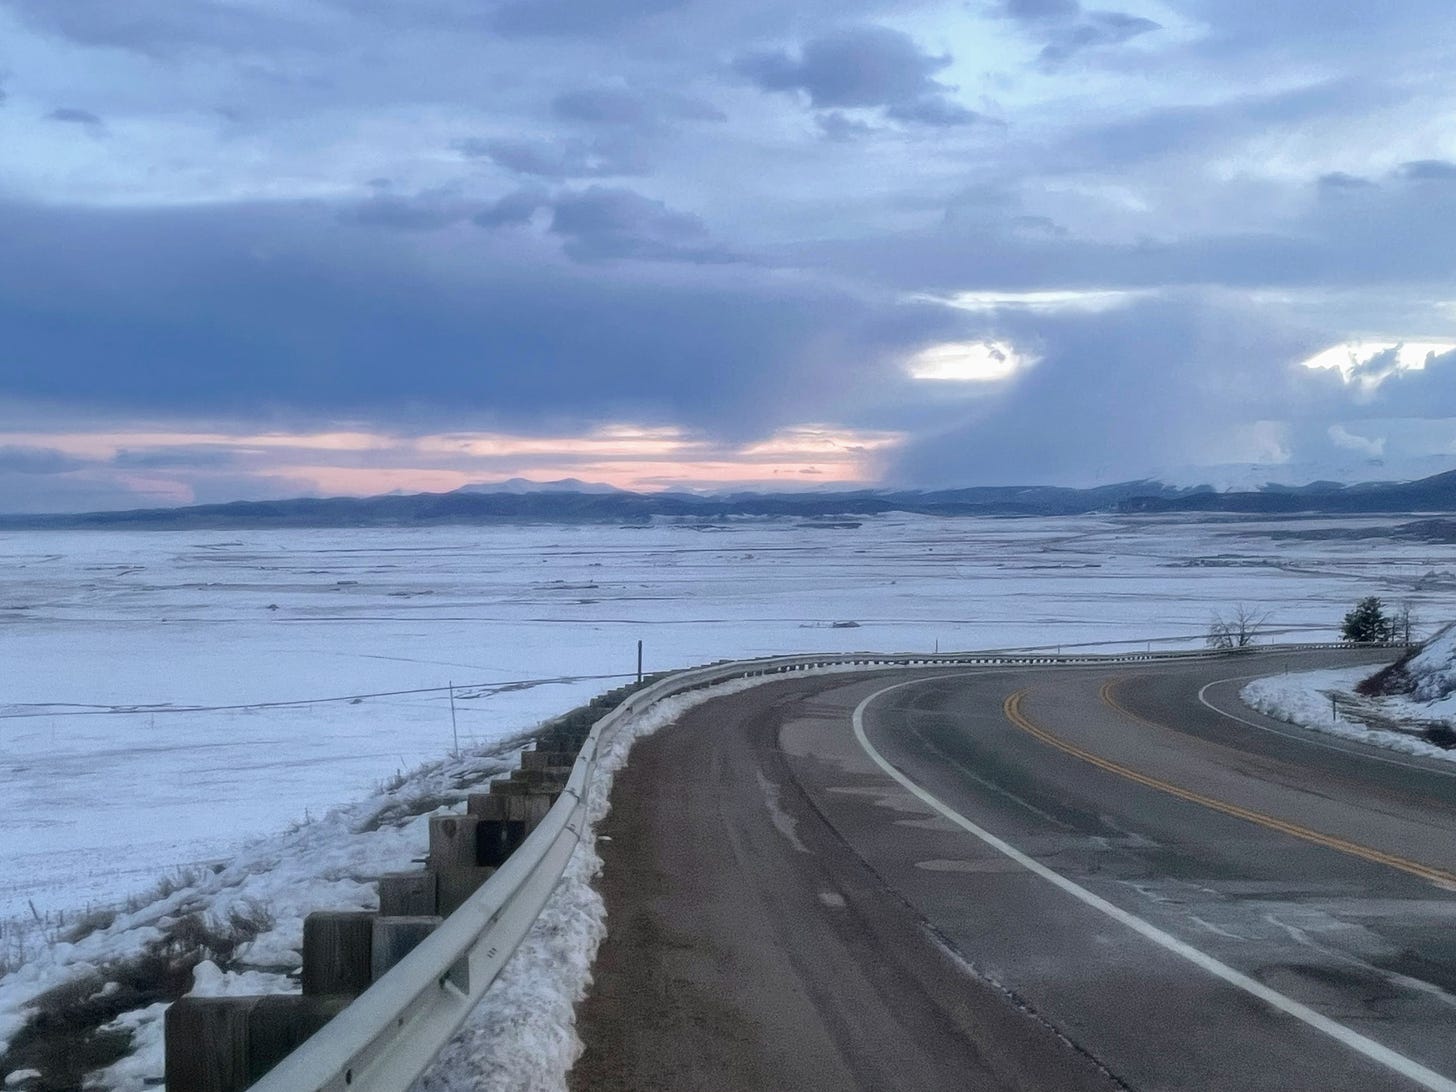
[1341,596,1392,643]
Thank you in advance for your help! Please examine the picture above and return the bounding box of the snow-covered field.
[3,514,1452,930]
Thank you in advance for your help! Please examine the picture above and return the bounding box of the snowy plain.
[3,513,1453,927]
[2,512,1454,1087]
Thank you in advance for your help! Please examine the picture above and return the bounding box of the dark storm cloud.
[887,295,1334,487]
[546,186,733,263]
[472,189,548,228]
[734,26,975,125]
[342,184,723,264]
[887,296,1456,488]
[885,96,980,127]
[816,112,878,142]
[0,199,956,437]
[0,446,87,474]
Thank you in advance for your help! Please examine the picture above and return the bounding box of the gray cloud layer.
[2,0,1456,504]
[735,26,979,125]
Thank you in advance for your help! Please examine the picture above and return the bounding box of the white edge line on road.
[851,675,1456,1092]
[1195,675,1456,779]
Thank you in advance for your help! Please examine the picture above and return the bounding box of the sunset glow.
[0,423,906,510]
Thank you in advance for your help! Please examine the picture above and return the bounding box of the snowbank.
[1,668,801,1091]
[1369,623,1456,703]
[1241,665,1456,764]
[414,673,794,1092]
[0,742,521,1089]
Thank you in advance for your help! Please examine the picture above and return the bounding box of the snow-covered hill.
[1361,623,1456,703]
[1146,454,1456,494]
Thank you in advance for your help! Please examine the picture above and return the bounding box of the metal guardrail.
[249,640,1401,1091]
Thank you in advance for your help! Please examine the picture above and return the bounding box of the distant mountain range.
[453,477,625,495]
[5,469,1456,529]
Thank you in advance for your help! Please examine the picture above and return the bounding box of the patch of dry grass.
[0,902,274,1090]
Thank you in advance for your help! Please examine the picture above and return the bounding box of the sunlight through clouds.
[905,340,1037,383]
[1299,339,1456,391]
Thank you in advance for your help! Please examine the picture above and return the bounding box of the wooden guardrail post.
[372,916,442,980]
[379,870,438,916]
[301,910,376,997]
[428,814,497,916]
[165,994,350,1091]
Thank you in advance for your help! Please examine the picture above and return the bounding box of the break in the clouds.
[0,0,1455,510]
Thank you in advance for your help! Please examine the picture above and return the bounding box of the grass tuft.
[0,902,274,1089]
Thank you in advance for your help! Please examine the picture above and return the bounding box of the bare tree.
[1392,600,1416,645]
[1206,604,1269,649]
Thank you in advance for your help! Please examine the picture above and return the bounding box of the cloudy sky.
[1,0,1454,511]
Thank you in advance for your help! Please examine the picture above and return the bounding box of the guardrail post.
[302,910,376,997]
[510,766,571,790]
[437,867,497,916]
[428,814,486,869]
[470,780,560,866]
[428,813,498,915]
[522,749,573,770]
[487,777,561,802]
[543,727,589,752]
[379,870,438,916]
[372,915,442,980]
[246,996,352,1077]
[165,995,349,1091]
[468,790,555,826]
[165,995,255,1092]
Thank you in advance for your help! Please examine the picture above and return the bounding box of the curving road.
[571,648,1456,1091]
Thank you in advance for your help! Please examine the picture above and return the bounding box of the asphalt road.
[571,648,1456,1091]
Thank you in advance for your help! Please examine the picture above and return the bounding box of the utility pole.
[636,640,643,684]
[448,680,459,756]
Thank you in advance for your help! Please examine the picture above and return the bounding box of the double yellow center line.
[1002,688,1456,890]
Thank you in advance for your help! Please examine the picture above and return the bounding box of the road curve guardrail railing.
[245,640,1402,1091]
